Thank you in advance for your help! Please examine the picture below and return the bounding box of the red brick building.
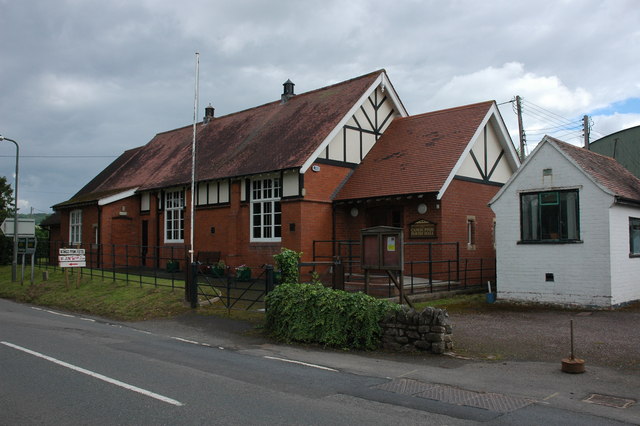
[51,70,519,274]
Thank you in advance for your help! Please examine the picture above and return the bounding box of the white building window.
[165,189,184,242]
[70,209,82,245]
[251,176,281,242]
[630,217,640,256]
[466,216,476,250]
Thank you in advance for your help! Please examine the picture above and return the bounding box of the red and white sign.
[59,249,85,255]
[59,249,86,268]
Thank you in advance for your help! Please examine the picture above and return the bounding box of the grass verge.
[0,266,265,323]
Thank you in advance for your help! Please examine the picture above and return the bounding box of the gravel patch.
[449,308,640,370]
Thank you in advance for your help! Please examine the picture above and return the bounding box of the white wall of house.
[609,204,640,305]
[492,142,613,307]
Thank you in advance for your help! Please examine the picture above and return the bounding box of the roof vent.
[203,103,215,124]
[281,79,295,103]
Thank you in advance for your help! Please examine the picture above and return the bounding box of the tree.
[0,176,15,264]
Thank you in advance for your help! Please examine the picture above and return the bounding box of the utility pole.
[516,96,526,162]
[583,115,590,150]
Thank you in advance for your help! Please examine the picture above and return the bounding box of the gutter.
[614,196,640,208]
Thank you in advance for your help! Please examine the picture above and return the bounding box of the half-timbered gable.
[318,81,405,165]
[455,114,513,185]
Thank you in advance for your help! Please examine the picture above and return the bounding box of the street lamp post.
[0,135,19,281]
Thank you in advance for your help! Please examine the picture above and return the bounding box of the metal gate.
[189,263,275,311]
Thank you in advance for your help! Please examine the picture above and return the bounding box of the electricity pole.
[583,115,590,150]
[516,96,526,161]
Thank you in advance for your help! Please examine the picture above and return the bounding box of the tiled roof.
[40,212,61,227]
[56,70,385,207]
[550,137,640,202]
[335,101,495,201]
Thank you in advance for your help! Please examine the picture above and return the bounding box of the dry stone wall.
[380,306,453,353]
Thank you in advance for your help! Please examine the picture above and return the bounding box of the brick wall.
[439,178,499,262]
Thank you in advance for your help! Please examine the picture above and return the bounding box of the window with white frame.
[251,176,281,241]
[466,216,476,249]
[165,189,185,242]
[630,217,640,256]
[69,209,82,244]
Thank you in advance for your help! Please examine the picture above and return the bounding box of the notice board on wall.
[360,226,404,271]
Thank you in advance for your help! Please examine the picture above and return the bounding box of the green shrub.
[265,282,399,350]
[273,248,302,285]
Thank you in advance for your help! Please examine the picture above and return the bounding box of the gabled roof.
[489,136,640,205]
[335,101,516,201]
[56,70,398,208]
[552,137,640,202]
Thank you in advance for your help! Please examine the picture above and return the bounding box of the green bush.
[273,248,302,285]
[265,282,399,350]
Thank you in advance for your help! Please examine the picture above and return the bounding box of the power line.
[522,99,578,126]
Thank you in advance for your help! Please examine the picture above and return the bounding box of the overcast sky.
[1,0,639,215]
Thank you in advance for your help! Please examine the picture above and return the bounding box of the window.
[70,210,82,244]
[520,190,580,242]
[140,192,150,212]
[251,177,281,241]
[630,217,640,256]
[467,216,476,249]
[165,189,184,242]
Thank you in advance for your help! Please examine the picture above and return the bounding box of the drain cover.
[584,394,635,409]
[375,378,535,413]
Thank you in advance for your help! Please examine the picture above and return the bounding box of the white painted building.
[489,136,640,308]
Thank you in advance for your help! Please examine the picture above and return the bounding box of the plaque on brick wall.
[410,219,436,239]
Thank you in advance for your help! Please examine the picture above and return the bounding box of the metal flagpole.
[190,52,200,264]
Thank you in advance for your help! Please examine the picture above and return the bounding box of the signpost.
[0,219,37,285]
[0,218,36,237]
[58,248,86,287]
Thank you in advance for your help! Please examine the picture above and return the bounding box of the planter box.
[236,268,251,281]
[167,260,180,273]
[212,266,226,278]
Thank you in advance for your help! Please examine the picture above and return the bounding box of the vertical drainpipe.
[97,204,102,268]
[332,203,337,258]
[156,192,161,269]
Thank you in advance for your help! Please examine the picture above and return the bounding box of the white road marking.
[31,307,95,323]
[264,356,338,372]
[31,307,75,318]
[1,341,184,407]
[170,337,200,345]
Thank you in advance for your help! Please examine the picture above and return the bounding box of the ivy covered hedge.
[265,282,400,350]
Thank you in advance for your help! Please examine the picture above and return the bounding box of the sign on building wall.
[409,219,437,239]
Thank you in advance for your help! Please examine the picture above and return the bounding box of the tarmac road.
[133,304,640,425]
[2,297,639,425]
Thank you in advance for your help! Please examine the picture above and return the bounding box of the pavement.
[133,309,640,425]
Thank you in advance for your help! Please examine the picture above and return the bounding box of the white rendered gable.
[301,72,407,173]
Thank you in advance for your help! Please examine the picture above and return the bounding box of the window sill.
[517,240,583,245]
[249,240,282,245]
[629,253,640,258]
